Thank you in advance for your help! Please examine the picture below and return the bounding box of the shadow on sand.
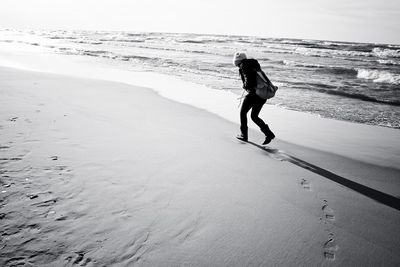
[246,141,400,211]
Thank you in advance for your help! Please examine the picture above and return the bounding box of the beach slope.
[1,67,399,266]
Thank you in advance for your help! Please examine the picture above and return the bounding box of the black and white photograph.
[0,0,399,266]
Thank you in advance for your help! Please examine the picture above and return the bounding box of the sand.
[1,66,399,266]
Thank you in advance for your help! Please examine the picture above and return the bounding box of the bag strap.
[257,71,273,86]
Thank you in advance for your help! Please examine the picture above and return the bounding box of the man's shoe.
[262,136,274,145]
[236,134,248,142]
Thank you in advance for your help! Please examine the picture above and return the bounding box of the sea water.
[1,29,399,128]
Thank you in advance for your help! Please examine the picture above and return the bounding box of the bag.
[255,71,278,100]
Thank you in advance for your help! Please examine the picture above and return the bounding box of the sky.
[1,0,399,44]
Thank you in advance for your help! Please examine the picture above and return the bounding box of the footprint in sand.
[65,252,92,266]
[323,236,339,261]
[27,194,39,200]
[5,256,28,266]
[55,215,68,221]
[0,157,22,162]
[300,178,311,191]
[8,117,18,122]
[322,200,335,220]
[33,198,58,208]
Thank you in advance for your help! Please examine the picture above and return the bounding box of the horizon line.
[2,27,399,47]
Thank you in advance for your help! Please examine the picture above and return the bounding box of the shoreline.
[0,42,399,171]
[2,29,400,130]
[1,66,399,266]
[0,60,399,196]
[0,65,398,202]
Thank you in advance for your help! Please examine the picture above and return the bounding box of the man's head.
[233,52,247,67]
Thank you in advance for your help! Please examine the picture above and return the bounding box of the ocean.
[1,29,399,128]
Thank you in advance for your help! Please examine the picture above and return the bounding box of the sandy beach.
[1,65,399,266]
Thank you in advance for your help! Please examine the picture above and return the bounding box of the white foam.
[356,68,400,84]
[377,59,400,66]
[282,60,324,68]
[373,48,400,58]
[295,47,370,58]
[0,29,60,48]
[283,60,295,66]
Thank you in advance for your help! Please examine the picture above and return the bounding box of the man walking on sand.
[233,52,275,145]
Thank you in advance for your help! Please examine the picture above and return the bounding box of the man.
[233,52,275,145]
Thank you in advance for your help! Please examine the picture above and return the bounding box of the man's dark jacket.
[239,58,262,93]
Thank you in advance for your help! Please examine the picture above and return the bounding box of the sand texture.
[1,67,400,266]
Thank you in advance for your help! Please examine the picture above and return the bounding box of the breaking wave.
[294,47,373,58]
[373,48,400,58]
[283,60,358,76]
[356,69,400,85]
[377,59,400,66]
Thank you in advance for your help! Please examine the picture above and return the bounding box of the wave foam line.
[373,48,400,58]
[356,69,400,85]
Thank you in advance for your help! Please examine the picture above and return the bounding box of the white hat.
[233,52,247,66]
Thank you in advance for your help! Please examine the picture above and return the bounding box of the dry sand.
[1,67,400,266]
